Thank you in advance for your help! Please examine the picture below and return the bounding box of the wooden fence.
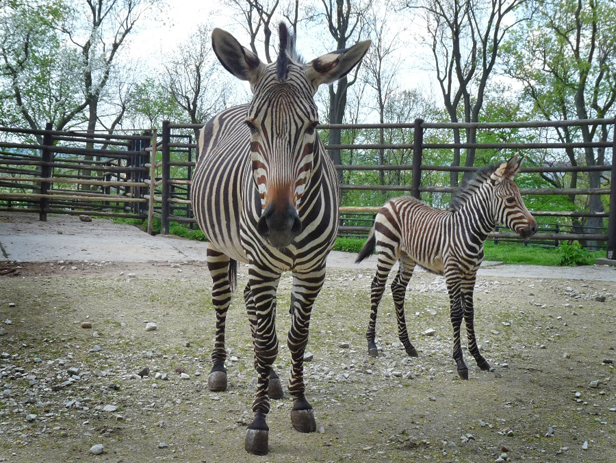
[0,119,614,259]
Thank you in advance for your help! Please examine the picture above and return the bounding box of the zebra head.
[490,154,538,239]
[211,23,370,249]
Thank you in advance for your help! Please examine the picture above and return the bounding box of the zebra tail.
[355,228,376,263]
[229,259,237,292]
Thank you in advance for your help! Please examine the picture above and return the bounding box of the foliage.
[557,242,597,266]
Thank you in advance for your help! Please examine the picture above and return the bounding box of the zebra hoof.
[457,368,469,380]
[368,347,379,357]
[268,377,284,399]
[291,409,317,433]
[208,371,227,392]
[245,428,269,455]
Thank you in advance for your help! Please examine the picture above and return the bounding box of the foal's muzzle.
[518,218,538,239]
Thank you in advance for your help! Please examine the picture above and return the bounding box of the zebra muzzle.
[519,218,538,239]
[257,202,302,248]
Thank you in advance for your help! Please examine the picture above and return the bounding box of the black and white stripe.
[191,23,369,455]
[356,155,537,379]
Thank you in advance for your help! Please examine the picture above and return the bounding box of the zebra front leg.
[245,283,283,399]
[446,272,468,379]
[461,274,491,372]
[287,268,326,434]
[206,248,234,392]
[391,258,418,357]
[367,255,396,357]
[244,269,280,455]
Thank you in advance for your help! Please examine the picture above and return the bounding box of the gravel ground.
[0,213,615,462]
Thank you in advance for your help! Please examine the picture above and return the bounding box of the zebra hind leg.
[446,272,469,379]
[206,249,235,392]
[391,257,418,357]
[366,253,396,357]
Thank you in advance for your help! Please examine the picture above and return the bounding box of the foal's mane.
[448,164,499,212]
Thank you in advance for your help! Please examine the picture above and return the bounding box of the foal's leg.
[244,283,283,399]
[391,256,418,357]
[461,272,491,372]
[366,250,397,357]
[206,246,233,392]
[445,267,468,379]
[287,266,326,434]
[244,264,280,455]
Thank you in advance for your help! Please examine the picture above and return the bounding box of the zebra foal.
[191,23,369,454]
[356,155,537,379]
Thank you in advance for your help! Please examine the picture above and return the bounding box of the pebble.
[81,322,93,329]
[545,426,555,437]
[145,322,158,332]
[339,342,350,348]
[424,328,436,336]
[304,352,314,362]
[8,302,15,308]
[89,345,102,353]
[0,327,7,336]
[589,380,600,388]
[179,373,190,380]
[102,405,117,412]
[595,296,606,302]
[158,442,169,449]
[4,319,12,325]
[89,444,104,455]
[26,414,37,422]
[138,367,150,378]
[582,440,589,450]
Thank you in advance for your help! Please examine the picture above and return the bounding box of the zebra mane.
[448,164,499,212]
[276,22,303,81]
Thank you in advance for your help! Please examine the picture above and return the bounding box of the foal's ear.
[212,28,267,85]
[305,39,371,87]
[494,153,522,180]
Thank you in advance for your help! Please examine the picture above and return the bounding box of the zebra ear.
[493,154,521,181]
[212,28,267,85]
[305,40,371,86]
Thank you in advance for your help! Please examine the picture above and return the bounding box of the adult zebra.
[191,23,370,455]
[356,155,537,380]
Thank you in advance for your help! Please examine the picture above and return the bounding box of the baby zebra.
[356,155,537,379]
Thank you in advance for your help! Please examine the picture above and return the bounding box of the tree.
[407,0,527,186]
[502,0,616,247]
[161,24,232,134]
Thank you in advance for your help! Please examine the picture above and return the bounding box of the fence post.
[148,130,157,235]
[606,120,616,260]
[39,122,53,221]
[411,118,424,200]
[161,121,171,235]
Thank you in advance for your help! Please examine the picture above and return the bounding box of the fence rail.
[0,118,614,259]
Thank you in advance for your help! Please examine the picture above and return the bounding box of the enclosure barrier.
[0,118,613,259]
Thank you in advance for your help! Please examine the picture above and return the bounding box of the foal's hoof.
[268,377,284,399]
[291,409,317,433]
[477,358,491,371]
[406,346,419,357]
[457,368,469,380]
[208,371,227,392]
[245,428,268,455]
[368,347,379,357]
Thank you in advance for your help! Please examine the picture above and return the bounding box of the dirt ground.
[0,214,615,462]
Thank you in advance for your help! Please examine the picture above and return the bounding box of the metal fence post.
[39,122,53,221]
[606,119,616,259]
[411,118,424,199]
[161,120,171,235]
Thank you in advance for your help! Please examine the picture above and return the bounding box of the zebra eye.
[245,120,258,134]
[306,121,319,135]
[506,197,516,204]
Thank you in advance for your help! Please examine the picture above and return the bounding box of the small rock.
[304,352,314,362]
[89,444,104,455]
[89,345,102,353]
[424,328,436,336]
[158,442,169,449]
[102,405,117,412]
[8,302,15,308]
[582,440,588,450]
[79,215,92,222]
[595,296,606,302]
[563,352,571,359]
[145,322,158,332]
[602,359,613,364]
[81,322,93,329]
[4,319,12,325]
[179,373,190,380]
[545,426,555,437]
[26,414,37,422]
[0,327,7,336]
[67,367,80,376]
[339,342,350,348]
[589,380,600,388]
[137,367,150,378]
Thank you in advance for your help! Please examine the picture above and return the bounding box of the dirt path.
[0,213,615,462]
